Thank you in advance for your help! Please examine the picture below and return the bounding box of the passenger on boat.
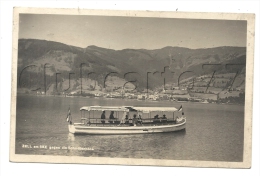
[132,114,138,126]
[125,114,129,124]
[109,111,115,124]
[101,111,106,124]
[162,114,167,122]
[153,114,159,123]
[137,114,143,125]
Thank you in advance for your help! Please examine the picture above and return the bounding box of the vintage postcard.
[10,7,255,168]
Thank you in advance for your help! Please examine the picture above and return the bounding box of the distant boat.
[176,97,189,103]
[67,106,186,135]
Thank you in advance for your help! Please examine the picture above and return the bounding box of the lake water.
[15,95,244,162]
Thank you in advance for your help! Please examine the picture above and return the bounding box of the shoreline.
[16,93,245,106]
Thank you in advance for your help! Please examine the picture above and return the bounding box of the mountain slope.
[17,39,246,94]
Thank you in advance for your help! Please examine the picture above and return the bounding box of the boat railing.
[81,118,171,121]
[78,117,176,126]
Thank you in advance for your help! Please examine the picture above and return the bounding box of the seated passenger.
[132,114,138,126]
[125,114,129,124]
[137,114,143,125]
[153,114,159,123]
[162,114,167,122]
[109,111,115,124]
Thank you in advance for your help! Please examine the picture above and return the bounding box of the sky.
[19,14,247,50]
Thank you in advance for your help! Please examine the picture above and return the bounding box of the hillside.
[17,39,246,96]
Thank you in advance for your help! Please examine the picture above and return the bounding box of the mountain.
[17,39,246,94]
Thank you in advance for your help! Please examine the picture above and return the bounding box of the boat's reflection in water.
[67,133,75,141]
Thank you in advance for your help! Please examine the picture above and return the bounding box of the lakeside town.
[31,88,245,105]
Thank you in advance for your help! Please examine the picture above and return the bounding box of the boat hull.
[69,120,186,134]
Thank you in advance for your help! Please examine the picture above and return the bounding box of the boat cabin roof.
[133,107,178,113]
[80,106,129,112]
[80,106,178,112]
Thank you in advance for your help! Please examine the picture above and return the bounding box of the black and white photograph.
[9,7,254,168]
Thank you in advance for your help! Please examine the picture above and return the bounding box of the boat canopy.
[80,106,129,112]
[80,106,178,113]
[132,107,178,113]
